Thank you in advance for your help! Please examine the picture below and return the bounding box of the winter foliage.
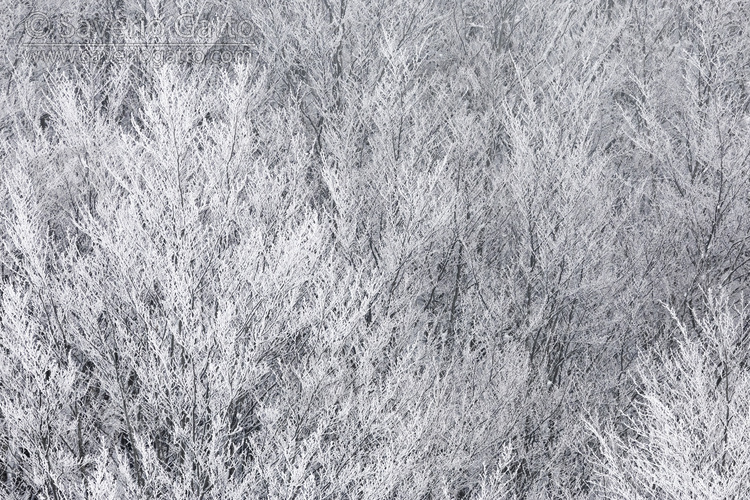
[1,0,749,498]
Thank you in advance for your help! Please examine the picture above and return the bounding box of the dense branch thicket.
[0,0,749,498]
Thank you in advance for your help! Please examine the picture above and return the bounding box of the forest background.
[1,0,750,498]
